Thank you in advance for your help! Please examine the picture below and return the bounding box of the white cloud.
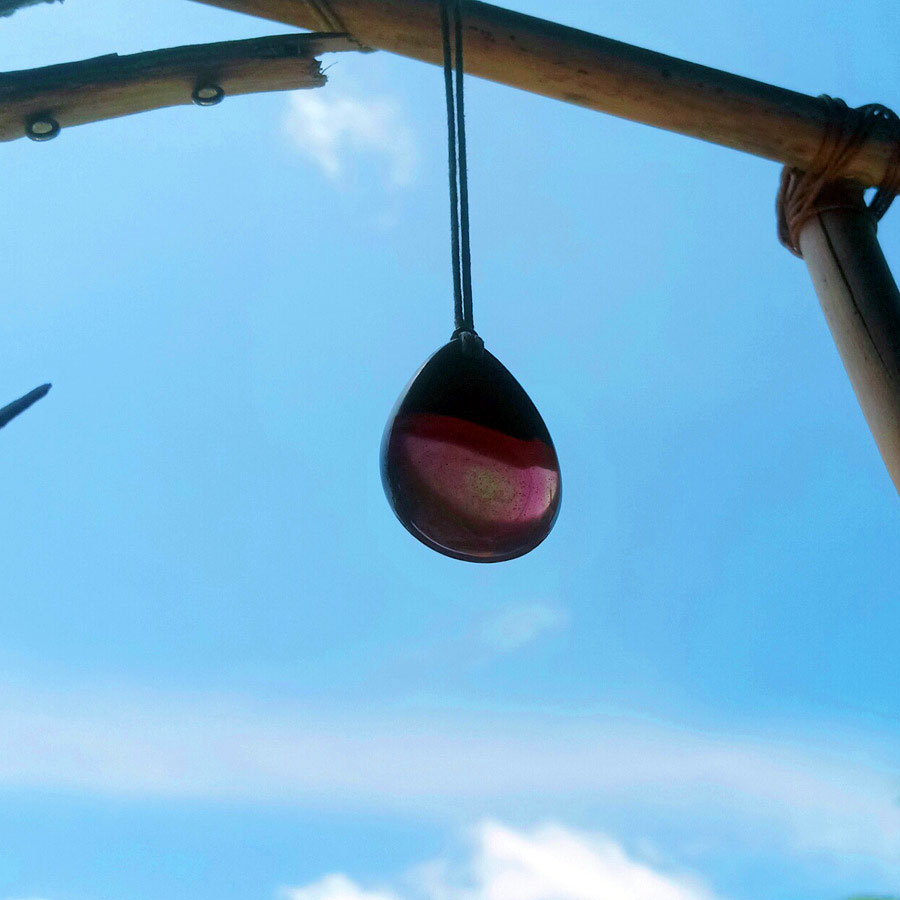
[282,822,718,900]
[282,874,400,900]
[283,89,418,187]
[479,602,566,652]
[0,681,898,875]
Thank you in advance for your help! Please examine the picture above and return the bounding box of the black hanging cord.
[441,0,474,335]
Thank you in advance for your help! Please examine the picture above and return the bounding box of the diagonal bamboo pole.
[191,0,898,189]
[0,384,51,430]
[0,0,60,14]
[0,32,359,142]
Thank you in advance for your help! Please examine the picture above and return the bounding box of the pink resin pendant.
[381,333,561,562]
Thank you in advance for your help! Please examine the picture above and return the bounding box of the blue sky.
[1,0,899,898]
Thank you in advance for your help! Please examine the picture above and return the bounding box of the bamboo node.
[777,96,900,257]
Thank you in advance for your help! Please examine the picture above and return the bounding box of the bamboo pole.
[192,0,898,188]
[0,0,60,15]
[0,384,51,430]
[0,32,358,142]
[799,184,900,494]
[0,0,62,16]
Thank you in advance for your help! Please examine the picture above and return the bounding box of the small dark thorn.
[0,383,52,430]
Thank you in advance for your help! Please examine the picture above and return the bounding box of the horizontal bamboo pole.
[191,0,898,188]
[0,32,359,142]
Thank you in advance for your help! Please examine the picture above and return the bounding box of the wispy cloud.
[478,602,567,652]
[0,681,898,874]
[282,875,399,900]
[283,88,418,187]
[282,821,718,900]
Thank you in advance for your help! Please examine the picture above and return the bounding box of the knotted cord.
[441,0,475,334]
[777,96,900,257]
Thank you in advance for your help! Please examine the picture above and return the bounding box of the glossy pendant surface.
[381,334,561,562]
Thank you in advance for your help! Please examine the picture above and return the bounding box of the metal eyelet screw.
[26,116,60,141]
[192,84,225,106]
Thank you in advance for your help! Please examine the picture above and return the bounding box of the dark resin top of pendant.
[381,334,561,562]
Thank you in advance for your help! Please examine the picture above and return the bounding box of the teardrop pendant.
[381,333,561,562]
[381,1,560,561]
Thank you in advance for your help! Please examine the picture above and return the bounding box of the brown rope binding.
[777,96,900,257]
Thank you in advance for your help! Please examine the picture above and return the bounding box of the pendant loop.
[452,328,484,358]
